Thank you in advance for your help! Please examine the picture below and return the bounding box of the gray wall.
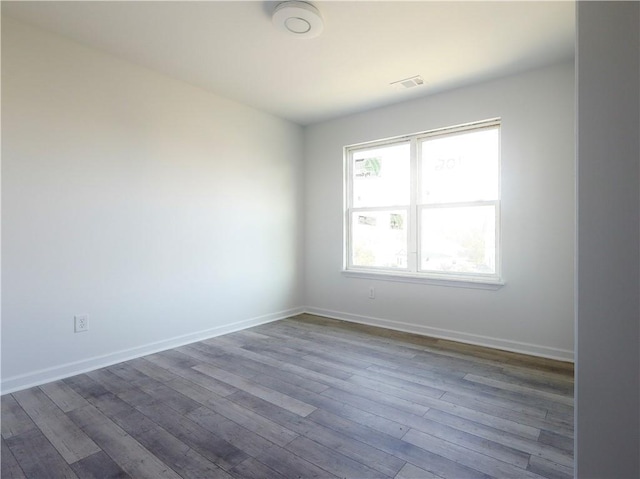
[576,2,640,477]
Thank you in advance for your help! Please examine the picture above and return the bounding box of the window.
[344,119,502,286]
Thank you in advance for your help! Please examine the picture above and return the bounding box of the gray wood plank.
[77,390,158,440]
[402,428,544,479]
[253,442,340,479]
[229,457,288,479]
[106,363,160,388]
[189,393,299,447]
[233,377,409,439]
[424,409,574,468]
[70,451,131,479]
[545,408,574,431]
[137,382,201,415]
[115,389,156,411]
[88,392,141,421]
[528,455,573,479]
[212,337,313,364]
[68,405,181,479]
[420,393,542,440]
[195,338,384,404]
[463,373,574,406]
[132,402,249,470]
[412,416,532,468]
[346,371,446,403]
[394,462,443,479]
[1,437,27,479]
[150,349,201,368]
[186,402,332,479]
[64,374,111,400]
[192,363,317,417]
[179,347,261,379]
[235,343,354,380]
[220,328,275,343]
[424,333,573,375]
[439,391,573,437]
[129,422,235,479]
[86,369,138,396]
[286,314,440,351]
[218,390,406,477]
[142,355,239,397]
[438,387,549,421]
[1,395,36,439]
[322,385,532,468]
[316,387,422,436]
[13,387,101,463]
[476,366,574,396]
[366,364,550,419]
[296,418,405,477]
[129,357,180,383]
[5,428,78,479]
[164,375,229,406]
[285,435,388,478]
[186,346,332,394]
[538,429,574,453]
[386,357,560,420]
[272,321,419,362]
[194,335,363,390]
[318,376,431,417]
[386,350,483,376]
[12,388,61,419]
[184,406,279,458]
[308,408,492,479]
[24,410,102,464]
[39,381,90,413]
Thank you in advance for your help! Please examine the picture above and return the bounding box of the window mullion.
[344,149,353,270]
[408,138,418,272]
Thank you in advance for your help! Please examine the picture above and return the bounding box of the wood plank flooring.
[1,314,574,479]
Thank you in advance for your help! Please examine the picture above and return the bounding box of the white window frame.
[343,119,503,289]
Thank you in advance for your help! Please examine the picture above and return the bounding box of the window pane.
[420,127,498,204]
[352,210,407,269]
[352,143,410,207]
[420,205,495,274]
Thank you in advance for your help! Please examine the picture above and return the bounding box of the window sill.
[341,269,505,290]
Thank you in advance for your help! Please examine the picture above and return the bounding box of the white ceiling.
[2,1,575,126]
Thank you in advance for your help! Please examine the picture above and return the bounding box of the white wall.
[304,62,575,360]
[1,18,305,392]
[575,2,640,477]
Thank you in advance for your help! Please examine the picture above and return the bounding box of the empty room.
[2,1,639,479]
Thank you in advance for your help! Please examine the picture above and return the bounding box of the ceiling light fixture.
[272,1,324,39]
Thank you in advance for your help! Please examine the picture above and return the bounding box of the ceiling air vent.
[390,75,425,90]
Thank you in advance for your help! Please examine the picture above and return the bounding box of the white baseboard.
[1,307,305,395]
[2,304,573,395]
[304,307,575,363]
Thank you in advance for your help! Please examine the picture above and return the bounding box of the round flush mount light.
[272,1,324,39]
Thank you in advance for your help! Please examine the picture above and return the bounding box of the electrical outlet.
[74,315,88,333]
[369,287,375,299]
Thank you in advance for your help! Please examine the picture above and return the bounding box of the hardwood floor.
[1,314,574,479]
